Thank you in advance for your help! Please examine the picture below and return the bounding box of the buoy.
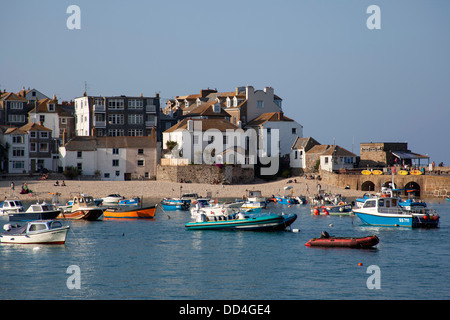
[314,209,319,215]
[422,215,428,220]
[329,224,333,227]
[292,228,300,233]
[358,262,363,266]
[323,209,329,215]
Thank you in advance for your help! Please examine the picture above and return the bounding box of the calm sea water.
[1,199,449,300]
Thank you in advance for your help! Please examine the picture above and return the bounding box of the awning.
[392,151,429,160]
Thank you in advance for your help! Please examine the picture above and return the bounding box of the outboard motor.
[321,231,330,238]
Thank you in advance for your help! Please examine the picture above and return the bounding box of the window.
[108,114,124,125]
[40,115,45,123]
[48,104,55,112]
[30,132,36,138]
[8,115,25,123]
[292,128,297,134]
[9,102,23,109]
[137,160,144,166]
[104,173,110,178]
[108,129,124,136]
[363,200,376,208]
[77,163,82,171]
[112,159,119,167]
[40,132,49,139]
[12,135,24,144]
[12,147,25,157]
[30,143,36,152]
[138,149,144,155]
[128,129,143,136]
[115,171,120,176]
[12,161,25,169]
[39,143,49,152]
[128,99,143,109]
[325,157,329,164]
[128,114,143,124]
[257,100,263,108]
[77,151,82,158]
[61,118,67,124]
[108,99,124,110]
[112,148,119,155]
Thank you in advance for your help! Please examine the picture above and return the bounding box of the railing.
[146,105,156,113]
[94,120,106,128]
[93,104,105,112]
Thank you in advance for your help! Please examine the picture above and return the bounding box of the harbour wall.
[319,170,450,199]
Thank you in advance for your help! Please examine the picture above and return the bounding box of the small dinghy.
[305,231,379,248]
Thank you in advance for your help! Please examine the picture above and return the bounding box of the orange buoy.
[314,209,319,215]
[358,263,363,266]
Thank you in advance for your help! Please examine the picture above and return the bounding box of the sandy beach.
[0,177,365,203]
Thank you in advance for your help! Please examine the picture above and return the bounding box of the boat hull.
[305,235,379,248]
[9,210,61,222]
[58,208,104,221]
[185,213,297,231]
[104,205,156,219]
[0,226,69,244]
[275,197,298,205]
[354,210,439,228]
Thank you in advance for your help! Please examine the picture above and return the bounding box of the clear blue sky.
[1,0,449,164]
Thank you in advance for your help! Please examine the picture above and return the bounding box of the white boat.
[241,190,268,209]
[58,194,104,220]
[9,202,61,222]
[101,194,124,203]
[190,201,240,219]
[0,199,25,216]
[0,220,70,244]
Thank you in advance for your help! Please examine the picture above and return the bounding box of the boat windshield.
[49,221,63,229]
[363,200,376,208]
[84,197,95,205]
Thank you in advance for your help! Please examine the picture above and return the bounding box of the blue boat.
[353,196,439,228]
[161,198,189,211]
[118,197,140,205]
[274,196,298,205]
[185,212,297,231]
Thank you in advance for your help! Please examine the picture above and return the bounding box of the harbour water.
[0,199,449,300]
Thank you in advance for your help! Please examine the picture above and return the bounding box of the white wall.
[74,97,90,136]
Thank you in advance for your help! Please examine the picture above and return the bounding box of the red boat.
[305,232,379,248]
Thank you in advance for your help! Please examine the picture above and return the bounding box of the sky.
[1,0,449,164]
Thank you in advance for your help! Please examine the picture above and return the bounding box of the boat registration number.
[399,218,410,222]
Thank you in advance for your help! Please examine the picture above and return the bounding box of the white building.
[290,136,321,172]
[245,112,303,157]
[1,127,29,174]
[59,133,160,180]
[306,144,357,173]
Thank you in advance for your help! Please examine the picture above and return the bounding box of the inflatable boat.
[305,232,379,248]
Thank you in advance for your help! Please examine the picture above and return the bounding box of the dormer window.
[48,104,55,112]
[227,98,231,108]
[213,103,221,113]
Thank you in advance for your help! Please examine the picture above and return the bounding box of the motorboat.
[161,198,189,211]
[311,203,353,216]
[241,190,267,209]
[190,201,240,219]
[0,199,24,216]
[185,211,297,231]
[274,195,298,205]
[0,220,69,244]
[102,194,125,204]
[103,204,156,219]
[353,195,439,228]
[58,194,104,221]
[305,231,379,248]
[9,202,61,222]
[295,195,307,204]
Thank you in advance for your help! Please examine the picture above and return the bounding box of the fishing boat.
[161,198,189,211]
[185,211,297,231]
[353,195,439,228]
[274,195,298,205]
[0,220,69,244]
[118,197,140,205]
[103,204,156,219]
[305,231,379,248]
[0,199,25,216]
[9,202,61,222]
[58,194,104,221]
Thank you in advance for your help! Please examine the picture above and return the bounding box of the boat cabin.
[3,220,64,234]
[0,199,25,213]
[72,195,97,209]
[362,197,398,212]
[26,203,57,213]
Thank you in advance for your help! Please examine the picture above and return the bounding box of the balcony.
[145,120,156,127]
[146,104,156,113]
[94,120,106,128]
[93,104,105,112]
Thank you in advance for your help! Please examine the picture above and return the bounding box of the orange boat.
[103,205,156,219]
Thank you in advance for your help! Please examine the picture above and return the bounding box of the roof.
[307,144,357,157]
[19,122,52,132]
[292,136,321,150]
[63,136,157,151]
[246,112,293,126]
[391,151,429,159]
[164,119,240,133]
[184,101,231,118]
[0,92,27,102]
